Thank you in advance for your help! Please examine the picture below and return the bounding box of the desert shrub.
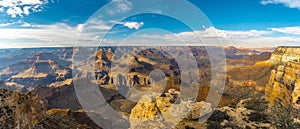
[207,110,230,122]
[268,99,297,129]
[206,121,223,129]
[243,98,268,112]
[248,112,269,123]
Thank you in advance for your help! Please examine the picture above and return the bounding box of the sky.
[0,0,300,48]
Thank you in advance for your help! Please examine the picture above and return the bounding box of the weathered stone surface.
[129,89,214,128]
[156,96,172,112]
[189,101,212,120]
[265,47,300,108]
[130,94,160,119]
[269,47,300,63]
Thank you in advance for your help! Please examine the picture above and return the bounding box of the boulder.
[189,101,212,120]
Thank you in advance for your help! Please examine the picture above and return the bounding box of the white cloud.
[276,36,296,42]
[0,24,76,40]
[0,23,299,48]
[84,19,111,31]
[123,22,144,30]
[163,27,270,40]
[0,0,51,17]
[269,26,300,35]
[140,34,164,39]
[22,22,31,27]
[82,19,144,32]
[108,0,132,15]
[0,22,13,27]
[224,30,271,38]
[0,22,111,48]
[136,26,300,47]
[0,20,32,27]
[23,6,31,15]
[261,0,300,10]
[77,24,85,32]
[198,27,228,38]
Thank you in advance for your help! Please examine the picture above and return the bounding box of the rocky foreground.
[0,89,101,129]
[2,87,294,129]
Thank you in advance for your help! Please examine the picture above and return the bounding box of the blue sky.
[192,0,300,30]
[0,0,300,48]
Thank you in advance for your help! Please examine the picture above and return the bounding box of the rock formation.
[265,47,300,108]
[129,90,274,128]
[269,46,300,63]
[1,52,72,89]
[129,89,213,128]
[0,81,25,91]
[265,63,300,107]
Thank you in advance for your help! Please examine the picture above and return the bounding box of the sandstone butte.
[264,46,300,108]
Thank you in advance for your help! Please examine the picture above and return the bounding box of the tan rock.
[130,95,159,119]
[156,96,172,112]
[189,101,212,120]
[275,71,284,82]
[265,54,300,108]
[277,65,285,72]
[167,88,180,98]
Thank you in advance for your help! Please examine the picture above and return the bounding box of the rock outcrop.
[269,46,300,63]
[265,63,300,107]
[0,60,33,81]
[129,91,273,129]
[129,89,213,128]
[265,47,300,108]
[1,52,72,89]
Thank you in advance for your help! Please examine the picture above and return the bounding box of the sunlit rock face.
[265,46,300,108]
[129,89,213,129]
[265,63,300,107]
[269,46,300,64]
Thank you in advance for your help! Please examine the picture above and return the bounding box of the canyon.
[1,46,299,128]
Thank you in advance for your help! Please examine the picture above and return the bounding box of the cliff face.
[269,46,300,63]
[265,47,300,107]
[0,52,72,89]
